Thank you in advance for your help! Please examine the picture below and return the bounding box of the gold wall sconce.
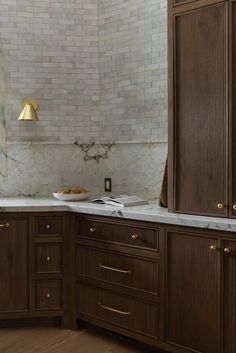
[18,97,39,121]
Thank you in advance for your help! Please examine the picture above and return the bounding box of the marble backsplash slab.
[0,142,167,200]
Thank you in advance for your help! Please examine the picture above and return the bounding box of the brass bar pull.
[0,223,10,228]
[99,263,131,274]
[98,302,131,316]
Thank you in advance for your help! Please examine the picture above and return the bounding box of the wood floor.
[0,326,165,353]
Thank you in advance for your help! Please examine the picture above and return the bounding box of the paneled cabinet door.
[0,218,28,315]
[169,2,228,217]
[166,230,221,353]
[223,239,236,353]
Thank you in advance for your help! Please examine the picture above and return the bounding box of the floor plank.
[0,327,165,353]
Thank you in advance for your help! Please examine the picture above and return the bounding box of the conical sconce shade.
[18,98,39,121]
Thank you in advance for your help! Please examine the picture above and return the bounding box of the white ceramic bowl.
[53,192,91,201]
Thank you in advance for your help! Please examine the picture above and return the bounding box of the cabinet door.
[223,239,236,353]
[166,230,221,353]
[169,3,228,216]
[230,2,236,218]
[0,218,28,314]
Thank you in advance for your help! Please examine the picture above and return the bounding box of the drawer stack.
[75,215,160,342]
[30,213,63,316]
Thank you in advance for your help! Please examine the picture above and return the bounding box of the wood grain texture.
[0,327,162,353]
[166,229,221,353]
[169,2,228,216]
[76,246,158,294]
[76,215,158,250]
[223,239,236,353]
[77,284,158,339]
[0,217,28,315]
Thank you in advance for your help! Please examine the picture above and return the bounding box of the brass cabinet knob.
[89,227,96,233]
[210,245,217,251]
[46,224,51,229]
[131,234,138,240]
[217,203,224,209]
[224,247,232,254]
[46,256,51,262]
[0,223,10,228]
[46,293,51,299]
[233,205,236,211]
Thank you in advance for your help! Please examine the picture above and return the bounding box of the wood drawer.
[77,284,158,338]
[36,244,62,274]
[76,217,158,250]
[76,246,158,294]
[35,216,61,236]
[35,280,61,311]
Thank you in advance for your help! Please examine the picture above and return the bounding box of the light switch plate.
[104,178,112,192]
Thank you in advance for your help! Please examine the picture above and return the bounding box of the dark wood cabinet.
[168,1,228,217]
[165,229,221,353]
[0,216,28,317]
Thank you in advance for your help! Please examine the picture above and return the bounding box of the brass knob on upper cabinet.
[89,227,95,233]
[224,247,232,254]
[210,245,217,251]
[217,203,224,209]
[233,205,236,211]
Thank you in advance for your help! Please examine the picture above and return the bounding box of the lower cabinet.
[0,215,28,317]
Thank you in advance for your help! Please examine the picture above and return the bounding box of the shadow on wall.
[0,50,7,177]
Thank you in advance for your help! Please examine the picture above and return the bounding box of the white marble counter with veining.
[0,197,235,233]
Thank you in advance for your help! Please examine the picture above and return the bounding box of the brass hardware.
[210,245,217,251]
[99,263,131,274]
[224,247,232,254]
[46,256,51,262]
[0,223,10,228]
[89,227,96,233]
[98,302,131,316]
[46,224,51,229]
[46,293,51,299]
[233,205,236,211]
[217,203,224,209]
[18,97,39,121]
[131,234,138,240]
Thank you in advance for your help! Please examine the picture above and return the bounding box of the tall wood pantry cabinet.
[168,0,236,218]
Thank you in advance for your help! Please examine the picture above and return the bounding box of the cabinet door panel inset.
[166,230,221,353]
[172,3,228,216]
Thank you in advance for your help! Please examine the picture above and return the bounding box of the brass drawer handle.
[46,293,51,299]
[217,203,224,209]
[210,245,217,251]
[131,234,138,240]
[224,247,232,254]
[99,263,131,274]
[46,256,51,262]
[46,224,51,229]
[0,223,10,228]
[98,302,131,316]
[89,227,96,233]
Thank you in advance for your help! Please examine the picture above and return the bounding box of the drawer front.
[35,280,61,311]
[76,218,158,250]
[36,244,62,274]
[35,216,61,236]
[77,284,158,338]
[76,247,158,294]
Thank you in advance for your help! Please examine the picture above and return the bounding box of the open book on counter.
[90,195,148,207]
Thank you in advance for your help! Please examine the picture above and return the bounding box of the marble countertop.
[0,197,235,233]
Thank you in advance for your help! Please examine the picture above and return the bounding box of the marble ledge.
[0,197,235,233]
